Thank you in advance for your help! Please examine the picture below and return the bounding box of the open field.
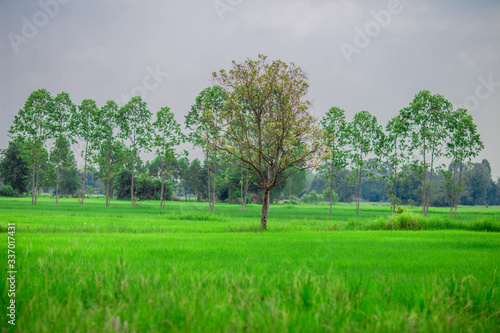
[1,198,500,332]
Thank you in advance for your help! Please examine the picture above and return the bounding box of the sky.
[1,0,499,178]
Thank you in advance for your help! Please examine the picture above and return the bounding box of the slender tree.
[72,99,99,206]
[446,108,483,217]
[9,88,53,205]
[118,96,153,208]
[153,106,184,209]
[384,113,411,214]
[402,91,452,216]
[213,55,323,230]
[320,107,349,214]
[346,110,383,216]
[93,100,126,207]
[48,92,76,206]
[186,86,227,210]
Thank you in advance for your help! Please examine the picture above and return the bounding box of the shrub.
[0,184,19,197]
[390,212,425,230]
[290,195,298,205]
[395,206,406,214]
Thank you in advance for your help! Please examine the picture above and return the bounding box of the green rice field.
[1,197,500,332]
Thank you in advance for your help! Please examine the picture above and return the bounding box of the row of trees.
[320,91,484,218]
[8,90,183,208]
[3,55,487,228]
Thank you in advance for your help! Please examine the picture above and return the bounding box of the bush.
[290,195,298,205]
[390,212,425,230]
[0,184,19,197]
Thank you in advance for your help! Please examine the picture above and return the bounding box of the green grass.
[1,197,500,332]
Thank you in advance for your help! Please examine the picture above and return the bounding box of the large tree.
[212,54,322,230]
[118,96,153,208]
[153,106,184,209]
[48,91,76,205]
[346,110,383,216]
[9,88,53,205]
[320,107,349,214]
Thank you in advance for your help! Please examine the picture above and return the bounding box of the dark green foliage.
[0,139,29,193]
[0,184,20,197]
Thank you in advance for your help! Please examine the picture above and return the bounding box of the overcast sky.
[1,0,499,178]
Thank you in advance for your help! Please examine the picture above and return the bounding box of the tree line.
[1,55,496,229]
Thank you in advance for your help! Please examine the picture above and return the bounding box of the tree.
[9,88,53,205]
[48,91,76,205]
[384,113,411,214]
[320,107,349,214]
[153,106,184,209]
[72,99,99,206]
[346,110,383,216]
[402,91,452,216]
[213,54,323,230]
[186,86,228,210]
[94,100,126,207]
[445,109,483,217]
[0,139,29,194]
[49,136,79,196]
[118,96,153,208]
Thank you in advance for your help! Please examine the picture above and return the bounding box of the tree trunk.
[240,167,244,211]
[244,168,249,211]
[421,155,427,216]
[356,168,361,216]
[329,164,333,215]
[55,165,60,206]
[31,163,36,205]
[212,149,216,210]
[130,151,135,208]
[261,187,270,230]
[106,174,110,208]
[82,142,88,207]
[160,170,165,209]
[454,163,463,218]
[450,162,457,218]
[35,163,40,205]
[206,149,211,209]
[426,150,435,217]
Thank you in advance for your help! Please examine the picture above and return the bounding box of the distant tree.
[186,86,227,210]
[48,91,76,205]
[213,55,323,230]
[402,91,453,216]
[49,136,79,197]
[94,100,126,207]
[153,106,184,208]
[346,110,383,216]
[384,113,411,213]
[0,139,29,194]
[118,96,153,208]
[187,159,206,201]
[72,98,99,206]
[9,88,53,205]
[320,107,349,214]
[445,109,483,216]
